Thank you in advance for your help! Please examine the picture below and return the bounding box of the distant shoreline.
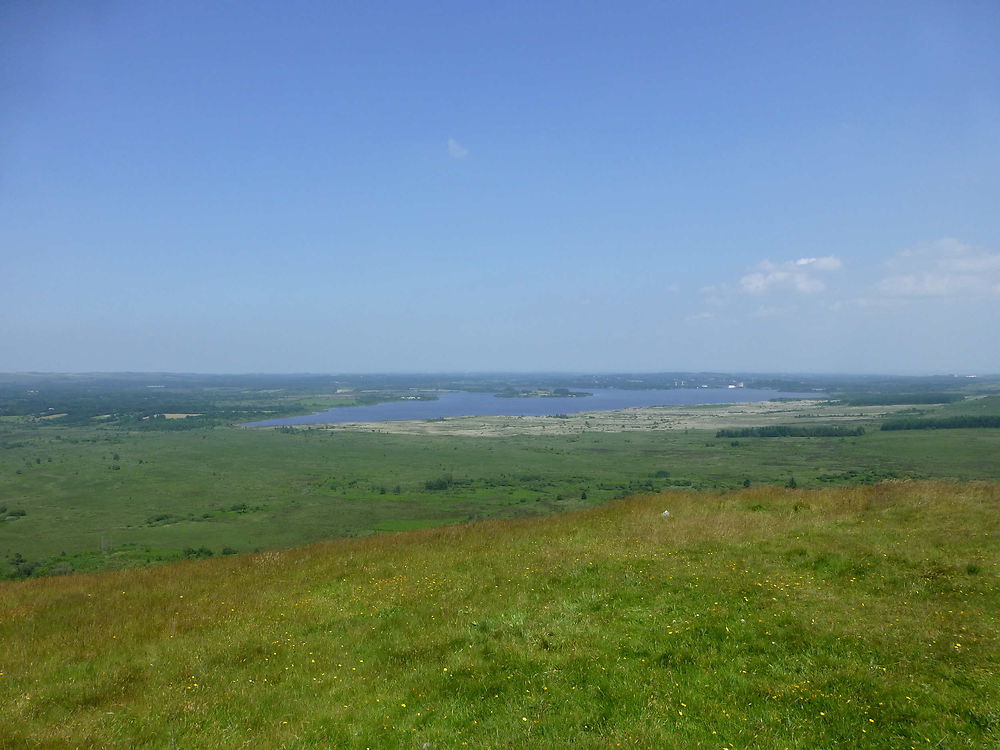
[264,398,921,438]
[494,389,592,399]
[245,388,825,428]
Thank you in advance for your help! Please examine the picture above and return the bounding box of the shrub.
[424,474,455,491]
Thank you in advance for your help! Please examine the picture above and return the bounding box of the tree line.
[880,416,1000,431]
[715,425,866,438]
[837,392,965,406]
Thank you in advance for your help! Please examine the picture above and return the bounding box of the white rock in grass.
[661,510,670,518]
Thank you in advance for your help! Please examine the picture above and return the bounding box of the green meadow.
[2,481,996,748]
[3,409,1000,577]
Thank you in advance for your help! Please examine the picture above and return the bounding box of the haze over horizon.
[2,368,994,379]
[3,2,999,375]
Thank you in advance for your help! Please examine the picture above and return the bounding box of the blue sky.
[3,0,999,374]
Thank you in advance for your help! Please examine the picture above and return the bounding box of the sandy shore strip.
[283,399,917,437]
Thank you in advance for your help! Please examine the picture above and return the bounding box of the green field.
[4,393,1000,578]
[2,481,997,748]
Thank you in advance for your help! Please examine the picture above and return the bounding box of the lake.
[246,388,824,427]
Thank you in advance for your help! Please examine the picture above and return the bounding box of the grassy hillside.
[2,481,997,748]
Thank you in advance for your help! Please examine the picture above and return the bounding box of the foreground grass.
[2,481,997,748]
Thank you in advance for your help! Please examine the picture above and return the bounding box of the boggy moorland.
[1,373,999,578]
[1,372,998,747]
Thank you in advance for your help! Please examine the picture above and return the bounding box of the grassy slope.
[5,416,1000,574]
[2,481,997,748]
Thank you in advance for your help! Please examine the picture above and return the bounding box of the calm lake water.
[246,388,824,427]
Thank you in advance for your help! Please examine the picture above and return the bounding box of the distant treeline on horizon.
[881,416,1000,431]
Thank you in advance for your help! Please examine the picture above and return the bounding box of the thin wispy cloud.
[447,138,469,159]
[752,304,793,318]
[691,255,843,322]
[699,284,731,306]
[876,238,1000,299]
[740,256,842,295]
